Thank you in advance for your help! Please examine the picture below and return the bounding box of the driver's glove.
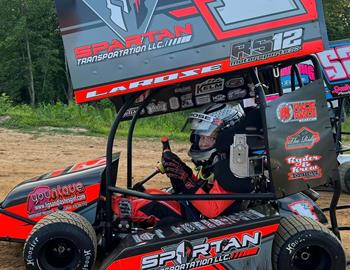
[162,151,198,193]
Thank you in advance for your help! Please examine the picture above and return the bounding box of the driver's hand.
[156,162,165,174]
[162,151,194,189]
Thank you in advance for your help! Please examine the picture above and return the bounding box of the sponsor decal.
[139,232,156,241]
[200,219,216,229]
[285,127,320,150]
[123,106,140,118]
[180,223,196,233]
[225,77,244,88]
[169,97,180,110]
[286,155,323,181]
[227,88,247,100]
[195,78,225,96]
[141,231,262,270]
[83,0,158,39]
[84,64,223,101]
[208,218,225,226]
[146,101,167,114]
[277,100,317,123]
[171,225,185,235]
[82,249,93,270]
[332,84,350,96]
[189,112,223,126]
[25,236,39,266]
[155,229,166,239]
[27,183,87,218]
[231,28,304,66]
[212,94,226,102]
[75,24,193,66]
[78,0,193,65]
[317,44,350,83]
[191,221,207,230]
[132,234,142,243]
[288,200,319,221]
[195,95,211,105]
[119,198,132,218]
[174,86,192,94]
[181,93,194,109]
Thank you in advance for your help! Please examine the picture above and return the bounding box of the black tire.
[272,215,346,270]
[339,161,350,194]
[23,211,97,270]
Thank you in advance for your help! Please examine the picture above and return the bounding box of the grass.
[0,94,189,140]
[1,93,349,141]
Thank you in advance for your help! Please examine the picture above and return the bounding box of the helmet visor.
[182,112,223,137]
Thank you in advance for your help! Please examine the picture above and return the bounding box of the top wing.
[55,0,328,103]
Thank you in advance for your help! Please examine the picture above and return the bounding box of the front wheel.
[23,211,97,270]
[272,215,346,270]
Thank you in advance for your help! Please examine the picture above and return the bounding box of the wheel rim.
[291,245,332,270]
[38,237,79,269]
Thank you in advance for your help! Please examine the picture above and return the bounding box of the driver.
[113,103,253,226]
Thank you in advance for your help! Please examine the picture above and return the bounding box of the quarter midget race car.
[0,0,350,269]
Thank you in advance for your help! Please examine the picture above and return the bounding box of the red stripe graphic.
[169,6,199,18]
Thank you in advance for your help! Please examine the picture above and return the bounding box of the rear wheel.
[339,161,350,194]
[23,211,97,270]
[272,215,345,270]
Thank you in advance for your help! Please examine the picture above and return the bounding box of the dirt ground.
[0,128,349,269]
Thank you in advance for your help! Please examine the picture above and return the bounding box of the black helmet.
[183,103,245,166]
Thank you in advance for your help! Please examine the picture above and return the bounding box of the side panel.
[0,156,120,241]
[0,177,101,241]
[102,208,280,270]
[54,0,328,103]
[266,80,339,198]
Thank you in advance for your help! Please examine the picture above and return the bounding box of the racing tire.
[272,215,346,270]
[339,161,350,194]
[23,211,97,270]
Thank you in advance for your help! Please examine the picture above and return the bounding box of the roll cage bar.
[103,55,342,249]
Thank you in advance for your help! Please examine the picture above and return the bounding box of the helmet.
[183,103,245,166]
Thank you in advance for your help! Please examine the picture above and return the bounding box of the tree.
[0,0,68,105]
[324,0,350,41]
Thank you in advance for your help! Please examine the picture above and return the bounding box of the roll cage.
[101,55,344,250]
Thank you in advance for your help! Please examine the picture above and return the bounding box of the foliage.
[0,95,189,140]
[0,0,67,105]
[323,0,350,41]
[0,93,13,115]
